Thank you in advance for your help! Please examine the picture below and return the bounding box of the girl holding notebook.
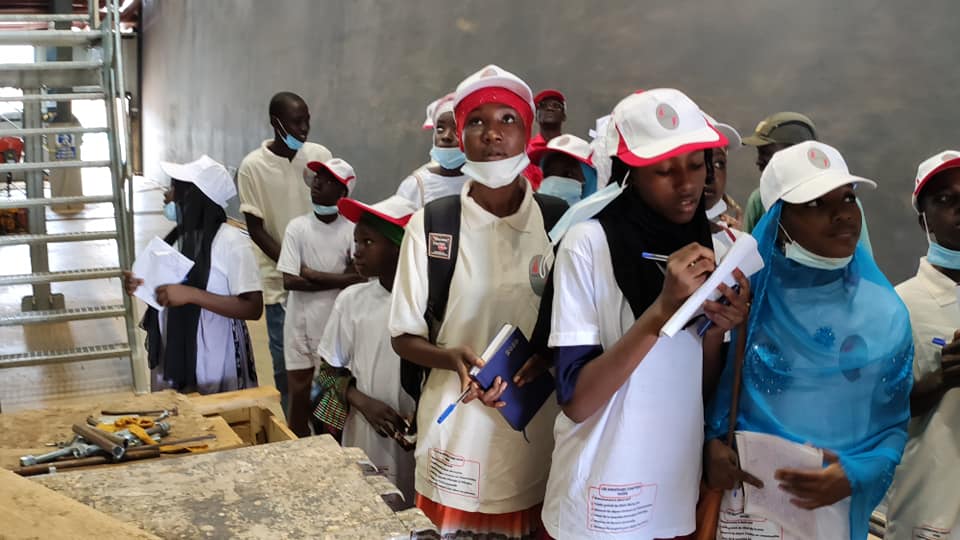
[704,141,913,539]
[541,89,751,539]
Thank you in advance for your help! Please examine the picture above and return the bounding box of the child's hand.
[122,271,143,297]
[703,268,752,334]
[446,345,483,392]
[705,438,763,491]
[775,450,851,510]
[155,284,196,308]
[940,329,960,390]
[356,394,406,438]
[656,243,715,315]
[514,353,550,388]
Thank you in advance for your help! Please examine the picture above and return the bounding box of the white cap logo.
[656,103,679,130]
[481,67,498,78]
[554,135,570,146]
[807,147,831,169]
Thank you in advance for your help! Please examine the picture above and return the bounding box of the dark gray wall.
[141,0,960,283]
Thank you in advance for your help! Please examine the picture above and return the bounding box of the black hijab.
[597,154,714,319]
[143,179,226,390]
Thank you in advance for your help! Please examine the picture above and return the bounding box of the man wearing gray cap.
[740,112,818,232]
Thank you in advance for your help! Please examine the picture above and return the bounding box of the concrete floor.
[0,169,274,413]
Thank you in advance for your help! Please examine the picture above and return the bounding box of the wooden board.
[0,468,159,540]
[188,386,284,420]
[0,390,244,470]
[35,436,436,539]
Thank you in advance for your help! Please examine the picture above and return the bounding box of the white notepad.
[131,236,195,311]
[735,430,824,539]
[660,233,764,337]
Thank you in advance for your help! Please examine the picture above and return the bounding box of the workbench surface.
[34,435,435,539]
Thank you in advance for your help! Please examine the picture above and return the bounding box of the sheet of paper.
[735,430,823,539]
[660,233,764,337]
[131,236,195,311]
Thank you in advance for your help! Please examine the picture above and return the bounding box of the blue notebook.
[471,324,555,431]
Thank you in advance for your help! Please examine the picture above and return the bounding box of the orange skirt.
[416,493,548,539]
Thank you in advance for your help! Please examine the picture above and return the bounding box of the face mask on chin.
[274,118,304,151]
[461,152,530,189]
[922,212,960,269]
[779,222,852,270]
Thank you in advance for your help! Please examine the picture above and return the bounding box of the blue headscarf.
[706,201,913,540]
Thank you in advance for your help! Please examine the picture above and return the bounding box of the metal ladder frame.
[0,1,147,393]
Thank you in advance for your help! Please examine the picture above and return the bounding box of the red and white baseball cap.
[607,88,726,167]
[159,154,236,208]
[759,141,876,211]
[453,64,535,142]
[912,150,960,211]
[534,89,565,107]
[422,93,456,130]
[543,134,593,166]
[304,158,357,194]
[337,195,416,228]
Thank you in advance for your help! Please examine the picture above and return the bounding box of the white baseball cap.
[543,134,594,167]
[159,155,235,208]
[304,158,357,194]
[703,113,741,152]
[912,150,960,211]
[453,64,535,115]
[759,141,876,211]
[422,93,455,130]
[338,195,416,228]
[607,88,725,166]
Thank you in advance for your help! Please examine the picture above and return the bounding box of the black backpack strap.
[529,193,569,361]
[399,195,462,431]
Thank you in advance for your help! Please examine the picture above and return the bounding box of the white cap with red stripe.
[760,141,876,211]
[913,150,960,212]
[544,134,593,166]
[607,88,725,167]
[303,158,357,194]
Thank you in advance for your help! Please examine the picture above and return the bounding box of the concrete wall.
[140,0,960,283]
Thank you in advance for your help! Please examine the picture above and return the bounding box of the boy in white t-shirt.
[317,195,418,505]
[396,94,468,209]
[277,158,365,436]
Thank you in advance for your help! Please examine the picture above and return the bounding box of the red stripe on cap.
[914,157,960,201]
[615,126,728,167]
[454,88,534,150]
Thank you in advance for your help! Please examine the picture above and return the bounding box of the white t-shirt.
[160,223,262,394]
[237,140,332,305]
[319,280,416,504]
[717,487,850,540]
[542,219,704,540]
[396,167,468,210]
[711,225,742,262]
[389,180,559,514]
[276,212,355,371]
[886,258,960,540]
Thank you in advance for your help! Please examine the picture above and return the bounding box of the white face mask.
[461,152,530,189]
[706,198,728,222]
[779,223,852,270]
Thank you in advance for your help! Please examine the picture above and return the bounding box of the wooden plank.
[35,436,435,539]
[0,468,160,540]
[189,387,281,417]
[265,413,297,443]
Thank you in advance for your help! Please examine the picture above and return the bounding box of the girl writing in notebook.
[705,141,913,540]
[541,89,751,539]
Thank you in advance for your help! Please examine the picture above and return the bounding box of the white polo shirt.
[886,258,960,540]
[396,167,469,210]
[275,212,354,371]
[319,280,416,504]
[237,140,332,305]
[542,219,704,540]
[389,180,558,514]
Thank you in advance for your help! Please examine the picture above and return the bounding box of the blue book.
[471,324,555,431]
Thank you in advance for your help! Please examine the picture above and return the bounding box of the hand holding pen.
[932,330,960,388]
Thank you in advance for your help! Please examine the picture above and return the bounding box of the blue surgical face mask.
[779,223,852,270]
[922,212,960,269]
[275,118,304,152]
[430,145,466,170]
[313,203,338,216]
[163,201,178,222]
[538,175,583,206]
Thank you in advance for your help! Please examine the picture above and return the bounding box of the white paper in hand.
[131,236,194,311]
[735,431,823,539]
[660,233,764,337]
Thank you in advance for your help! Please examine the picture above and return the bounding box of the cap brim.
[337,198,410,228]
[307,161,354,187]
[541,147,593,167]
[616,126,726,167]
[741,133,775,147]
[780,171,877,205]
[912,157,960,210]
[159,161,192,182]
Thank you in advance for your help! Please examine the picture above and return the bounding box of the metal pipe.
[14,446,160,476]
[72,423,126,461]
